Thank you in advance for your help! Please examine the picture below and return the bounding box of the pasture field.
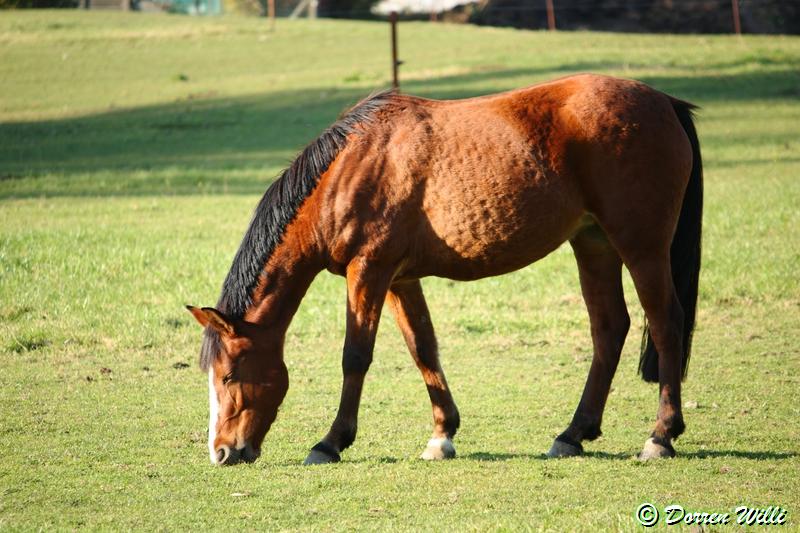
[1,11,799,530]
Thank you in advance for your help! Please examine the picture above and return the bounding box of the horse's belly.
[411,178,584,281]
[394,97,586,281]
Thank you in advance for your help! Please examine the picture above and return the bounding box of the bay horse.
[187,73,702,466]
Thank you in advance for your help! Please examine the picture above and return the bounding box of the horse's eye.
[222,373,232,385]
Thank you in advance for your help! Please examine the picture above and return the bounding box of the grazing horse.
[187,73,702,466]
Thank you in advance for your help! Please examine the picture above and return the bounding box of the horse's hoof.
[303,442,341,465]
[303,449,340,465]
[547,437,583,458]
[420,437,456,460]
[638,437,676,461]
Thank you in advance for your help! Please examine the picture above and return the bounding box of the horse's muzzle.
[214,443,260,466]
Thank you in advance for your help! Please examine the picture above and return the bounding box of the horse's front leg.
[387,280,460,460]
[304,259,394,465]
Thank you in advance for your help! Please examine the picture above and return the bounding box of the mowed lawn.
[1,11,799,530]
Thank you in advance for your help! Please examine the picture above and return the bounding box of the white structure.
[372,0,474,15]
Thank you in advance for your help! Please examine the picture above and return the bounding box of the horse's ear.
[185,305,236,337]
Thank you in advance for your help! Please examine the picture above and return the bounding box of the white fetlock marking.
[421,437,456,460]
[208,368,219,464]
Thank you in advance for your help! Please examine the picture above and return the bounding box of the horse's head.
[187,306,288,466]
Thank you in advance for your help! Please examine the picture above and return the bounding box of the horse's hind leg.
[626,254,685,459]
[549,226,630,458]
[387,280,460,460]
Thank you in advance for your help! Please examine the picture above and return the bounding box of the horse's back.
[324,75,693,280]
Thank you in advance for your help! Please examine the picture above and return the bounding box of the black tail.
[639,99,704,383]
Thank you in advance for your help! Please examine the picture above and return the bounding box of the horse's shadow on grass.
[462,451,631,461]
[265,449,798,467]
[263,449,797,468]
[461,450,798,462]
[679,450,798,460]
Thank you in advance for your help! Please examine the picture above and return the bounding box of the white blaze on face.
[208,368,219,464]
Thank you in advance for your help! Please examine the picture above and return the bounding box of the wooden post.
[268,0,275,30]
[545,0,556,31]
[390,11,400,90]
[731,0,742,35]
[289,0,309,19]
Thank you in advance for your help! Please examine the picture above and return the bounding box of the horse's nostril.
[216,447,229,464]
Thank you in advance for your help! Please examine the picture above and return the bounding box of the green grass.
[1,11,799,531]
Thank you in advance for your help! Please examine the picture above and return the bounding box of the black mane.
[200,90,396,371]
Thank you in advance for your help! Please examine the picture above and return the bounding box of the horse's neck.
[242,232,323,337]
